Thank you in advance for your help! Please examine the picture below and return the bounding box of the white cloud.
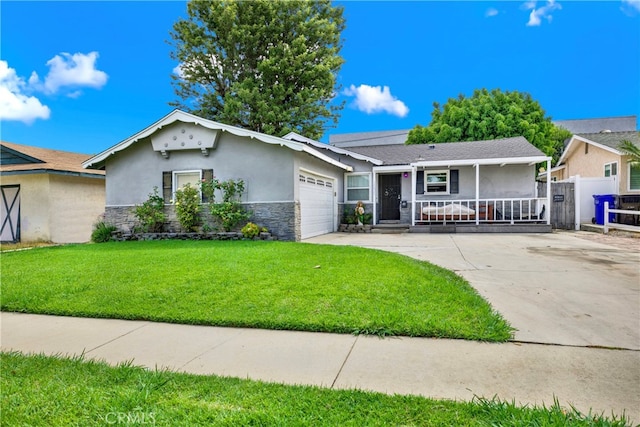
[0,60,50,124]
[485,8,499,17]
[173,64,184,78]
[343,84,409,117]
[523,0,562,26]
[621,0,640,15]
[30,51,108,95]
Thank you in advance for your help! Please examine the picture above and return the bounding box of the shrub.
[133,187,166,232]
[91,221,117,243]
[241,222,260,239]
[201,178,250,232]
[174,183,201,232]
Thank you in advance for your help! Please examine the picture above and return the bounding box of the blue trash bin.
[593,194,616,225]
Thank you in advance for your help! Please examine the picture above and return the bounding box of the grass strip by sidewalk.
[1,352,631,426]
[1,240,512,341]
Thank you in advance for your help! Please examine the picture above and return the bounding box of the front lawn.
[1,352,630,426]
[0,240,512,341]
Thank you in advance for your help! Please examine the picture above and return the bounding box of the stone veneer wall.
[105,201,299,241]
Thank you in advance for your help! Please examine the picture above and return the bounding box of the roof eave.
[282,132,383,166]
[411,155,550,168]
[83,110,353,171]
[557,135,622,166]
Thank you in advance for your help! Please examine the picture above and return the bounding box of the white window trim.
[172,170,203,200]
[424,169,450,195]
[604,161,618,177]
[345,172,372,203]
[628,163,640,192]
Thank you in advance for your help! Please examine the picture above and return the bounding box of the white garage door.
[300,172,335,239]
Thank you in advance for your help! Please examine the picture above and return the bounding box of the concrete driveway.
[304,231,640,350]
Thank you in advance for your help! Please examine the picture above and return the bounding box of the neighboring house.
[550,131,640,195]
[84,110,550,241]
[554,115,637,134]
[0,142,106,243]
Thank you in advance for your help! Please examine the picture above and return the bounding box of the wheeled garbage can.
[592,194,616,225]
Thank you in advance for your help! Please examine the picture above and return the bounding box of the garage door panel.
[300,173,335,239]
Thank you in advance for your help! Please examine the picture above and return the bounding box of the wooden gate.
[538,182,575,230]
[1,185,21,243]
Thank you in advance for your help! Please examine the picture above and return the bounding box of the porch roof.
[344,136,547,166]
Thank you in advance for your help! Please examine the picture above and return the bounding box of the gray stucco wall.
[416,164,536,201]
[102,122,309,240]
[105,124,295,206]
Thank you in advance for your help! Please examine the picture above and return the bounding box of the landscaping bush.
[133,187,166,232]
[91,221,117,243]
[174,183,201,232]
[241,222,260,239]
[201,178,250,231]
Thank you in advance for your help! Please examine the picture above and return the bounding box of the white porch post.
[546,159,551,226]
[574,174,581,230]
[372,172,377,225]
[411,165,417,226]
[475,163,480,225]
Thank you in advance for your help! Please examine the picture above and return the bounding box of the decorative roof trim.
[283,132,384,166]
[83,110,352,171]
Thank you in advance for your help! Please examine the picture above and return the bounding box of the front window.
[173,170,202,199]
[345,173,371,202]
[604,162,618,177]
[425,170,449,194]
[630,164,640,191]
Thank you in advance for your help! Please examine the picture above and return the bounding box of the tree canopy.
[169,0,345,140]
[406,88,571,164]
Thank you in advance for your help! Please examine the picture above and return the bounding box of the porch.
[413,197,547,225]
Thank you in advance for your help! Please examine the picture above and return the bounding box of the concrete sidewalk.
[1,312,638,423]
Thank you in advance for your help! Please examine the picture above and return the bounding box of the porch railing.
[414,198,547,225]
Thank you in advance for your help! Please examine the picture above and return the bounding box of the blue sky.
[1,1,639,155]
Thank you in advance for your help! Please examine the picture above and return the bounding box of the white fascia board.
[372,165,412,173]
[557,135,621,166]
[283,131,383,166]
[301,145,353,171]
[411,156,549,168]
[83,109,350,170]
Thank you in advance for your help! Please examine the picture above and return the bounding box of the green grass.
[0,240,512,341]
[1,352,631,426]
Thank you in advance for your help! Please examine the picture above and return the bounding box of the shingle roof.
[344,136,547,165]
[329,129,411,147]
[0,141,105,176]
[554,116,637,134]
[576,131,640,150]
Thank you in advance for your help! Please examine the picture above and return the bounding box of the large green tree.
[169,0,345,140]
[406,88,571,163]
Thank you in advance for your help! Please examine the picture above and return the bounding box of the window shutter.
[630,165,640,190]
[416,171,424,194]
[450,170,459,194]
[202,169,214,202]
[162,171,172,203]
